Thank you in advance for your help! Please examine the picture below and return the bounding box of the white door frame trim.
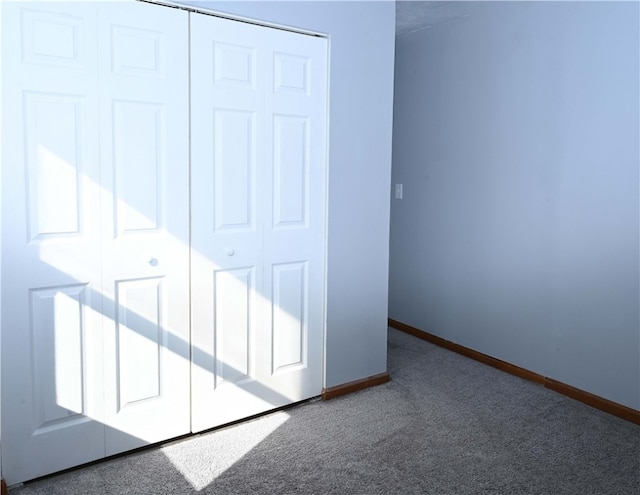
[139,0,329,38]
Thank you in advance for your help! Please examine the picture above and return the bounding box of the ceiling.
[395,1,469,35]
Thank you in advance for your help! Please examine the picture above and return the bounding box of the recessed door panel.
[272,115,310,228]
[21,8,86,68]
[214,42,256,88]
[274,53,310,95]
[111,25,164,78]
[112,101,164,235]
[115,278,163,408]
[24,92,84,240]
[30,285,88,430]
[214,267,255,386]
[271,262,307,373]
[213,109,257,232]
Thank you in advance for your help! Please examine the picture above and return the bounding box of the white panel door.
[2,1,327,483]
[262,25,328,407]
[0,2,104,484]
[1,1,189,484]
[96,2,190,455]
[190,13,328,432]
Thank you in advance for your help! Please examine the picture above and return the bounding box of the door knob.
[226,248,235,256]
[147,256,159,267]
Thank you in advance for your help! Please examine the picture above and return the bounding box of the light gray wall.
[390,1,639,409]
[179,1,396,388]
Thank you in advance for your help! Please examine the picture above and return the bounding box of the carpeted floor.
[10,327,640,494]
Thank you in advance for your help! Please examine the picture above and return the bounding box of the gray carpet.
[10,328,640,494]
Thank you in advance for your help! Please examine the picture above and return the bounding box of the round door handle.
[226,248,235,256]
[148,257,159,267]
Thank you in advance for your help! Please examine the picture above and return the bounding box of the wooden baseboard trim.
[388,318,640,425]
[544,377,640,425]
[2,478,7,495]
[322,372,391,400]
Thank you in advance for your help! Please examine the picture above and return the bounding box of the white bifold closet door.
[1,0,328,486]
[1,1,190,484]
[97,4,191,455]
[190,13,328,432]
